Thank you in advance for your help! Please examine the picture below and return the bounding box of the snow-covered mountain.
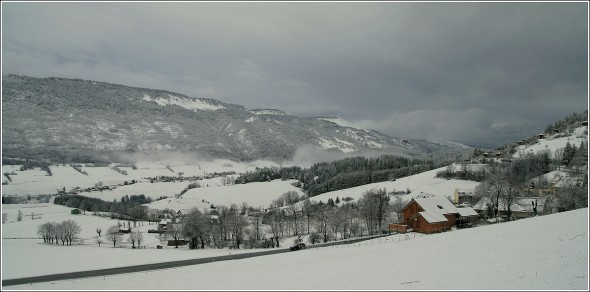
[1,75,468,163]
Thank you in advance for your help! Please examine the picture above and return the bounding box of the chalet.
[400,194,478,234]
[158,219,172,232]
[452,188,477,205]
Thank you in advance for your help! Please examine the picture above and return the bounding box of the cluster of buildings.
[390,183,563,234]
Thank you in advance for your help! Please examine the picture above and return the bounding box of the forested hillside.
[236,154,458,197]
[2,75,467,164]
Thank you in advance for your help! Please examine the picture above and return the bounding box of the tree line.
[234,155,454,197]
[544,110,588,135]
[53,194,152,220]
[300,155,449,196]
[160,188,399,250]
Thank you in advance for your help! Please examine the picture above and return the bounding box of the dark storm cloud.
[2,2,587,147]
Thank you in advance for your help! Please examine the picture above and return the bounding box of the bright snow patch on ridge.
[427,139,473,149]
[142,94,225,111]
[316,117,363,129]
[249,109,286,115]
[316,137,356,153]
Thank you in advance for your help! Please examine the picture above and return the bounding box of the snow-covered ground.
[1,202,299,280]
[309,166,480,205]
[148,179,305,212]
[4,208,587,290]
[1,159,282,196]
[513,125,588,159]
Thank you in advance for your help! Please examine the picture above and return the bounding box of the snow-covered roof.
[405,194,459,223]
[414,195,458,215]
[419,211,448,223]
[456,207,479,217]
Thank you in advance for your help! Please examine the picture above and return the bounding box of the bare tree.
[558,177,588,211]
[287,204,302,236]
[390,196,405,223]
[106,225,122,247]
[95,237,104,247]
[62,220,81,245]
[166,223,183,248]
[127,230,144,249]
[314,204,331,242]
[328,207,345,240]
[267,211,282,247]
[135,230,144,249]
[228,213,248,249]
[358,188,390,235]
[248,211,263,241]
[57,222,67,245]
[182,208,207,249]
[127,232,137,249]
[302,199,314,234]
[96,227,102,237]
[38,222,51,243]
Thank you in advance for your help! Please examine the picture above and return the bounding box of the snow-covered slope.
[0,159,281,196]
[513,126,588,159]
[308,165,481,206]
[142,94,225,111]
[249,109,286,115]
[316,116,362,129]
[4,207,587,290]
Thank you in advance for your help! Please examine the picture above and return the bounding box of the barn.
[401,194,478,233]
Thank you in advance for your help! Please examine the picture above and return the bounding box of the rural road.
[2,248,291,287]
[2,234,389,287]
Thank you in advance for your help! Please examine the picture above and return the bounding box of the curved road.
[2,248,291,287]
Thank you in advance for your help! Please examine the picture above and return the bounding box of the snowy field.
[1,203,299,280]
[1,159,283,196]
[3,158,484,208]
[4,208,588,290]
[309,166,480,205]
[148,179,305,212]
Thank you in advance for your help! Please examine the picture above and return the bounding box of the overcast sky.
[2,2,588,147]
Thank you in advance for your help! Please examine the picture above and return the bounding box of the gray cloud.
[2,2,587,147]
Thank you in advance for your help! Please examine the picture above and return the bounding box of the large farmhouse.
[400,194,479,233]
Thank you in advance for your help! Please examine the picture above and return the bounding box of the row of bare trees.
[165,188,397,250]
[95,225,144,248]
[475,161,588,221]
[37,220,81,245]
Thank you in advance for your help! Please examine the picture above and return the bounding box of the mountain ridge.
[1,75,469,164]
